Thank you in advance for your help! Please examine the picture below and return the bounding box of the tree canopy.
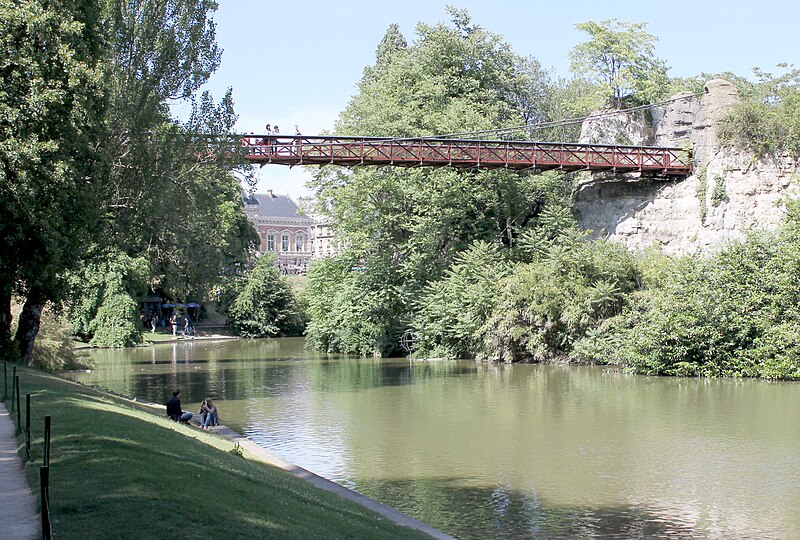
[305,9,569,355]
[569,19,669,107]
[0,0,106,361]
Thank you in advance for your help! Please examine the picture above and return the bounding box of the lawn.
[4,364,431,539]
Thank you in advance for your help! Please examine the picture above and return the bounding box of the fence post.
[40,465,51,540]
[44,415,51,468]
[25,393,31,460]
[10,365,16,411]
[15,375,21,434]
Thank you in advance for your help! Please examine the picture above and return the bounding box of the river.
[65,337,800,539]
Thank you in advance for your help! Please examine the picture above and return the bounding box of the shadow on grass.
[14,368,431,540]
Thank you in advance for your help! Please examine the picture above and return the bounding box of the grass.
[4,364,430,539]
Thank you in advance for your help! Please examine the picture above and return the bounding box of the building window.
[281,233,289,252]
[295,233,304,251]
[267,233,275,251]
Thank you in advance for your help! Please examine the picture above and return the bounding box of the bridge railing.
[241,135,691,176]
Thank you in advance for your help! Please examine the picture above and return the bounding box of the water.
[66,338,800,539]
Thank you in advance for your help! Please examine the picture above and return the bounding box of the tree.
[227,254,305,338]
[306,9,567,355]
[569,19,669,107]
[0,0,106,363]
[63,0,257,346]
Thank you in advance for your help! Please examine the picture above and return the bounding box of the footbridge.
[242,135,692,177]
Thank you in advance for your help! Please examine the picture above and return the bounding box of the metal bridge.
[242,135,692,176]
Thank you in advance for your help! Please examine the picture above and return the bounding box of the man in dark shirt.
[166,388,193,423]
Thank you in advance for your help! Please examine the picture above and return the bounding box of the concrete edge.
[103,392,453,539]
[212,425,455,540]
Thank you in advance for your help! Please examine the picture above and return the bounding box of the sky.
[181,0,799,198]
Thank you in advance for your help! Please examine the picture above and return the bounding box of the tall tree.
[64,0,257,345]
[306,9,565,355]
[569,19,669,107]
[0,0,106,363]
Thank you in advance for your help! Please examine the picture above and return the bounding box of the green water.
[67,338,800,539]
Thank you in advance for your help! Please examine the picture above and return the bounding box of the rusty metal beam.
[240,135,692,177]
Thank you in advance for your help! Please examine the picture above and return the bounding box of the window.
[295,233,304,251]
[281,233,289,252]
[267,233,275,251]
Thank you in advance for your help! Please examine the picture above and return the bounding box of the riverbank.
[2,365,438,539]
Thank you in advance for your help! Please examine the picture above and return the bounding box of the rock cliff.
[574,80,799,254]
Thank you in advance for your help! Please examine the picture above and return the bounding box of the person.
[293,125,302,156]
[150,314,157,333]
[271,125,280,154]
[170,313,177,336]
[166,389,193,423]
[200,399,219,429]
[183,315,191,337]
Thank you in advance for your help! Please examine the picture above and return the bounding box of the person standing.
[166,389,193,423]
[272,125,280,155]
[170,313,177,336]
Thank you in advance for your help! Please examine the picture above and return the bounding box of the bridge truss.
[242,135,692,177]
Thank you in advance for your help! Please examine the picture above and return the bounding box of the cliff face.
[574,80,799,254]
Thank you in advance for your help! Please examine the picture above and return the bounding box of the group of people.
[166,388,219,429]
[168,313,194,337]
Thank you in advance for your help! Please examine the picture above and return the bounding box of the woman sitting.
[199,398,219,429]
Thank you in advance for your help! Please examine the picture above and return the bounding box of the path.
[0,402,39,539]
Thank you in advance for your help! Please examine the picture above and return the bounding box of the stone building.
[245,190,314,273]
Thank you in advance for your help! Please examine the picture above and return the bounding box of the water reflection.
[68,339,800,539]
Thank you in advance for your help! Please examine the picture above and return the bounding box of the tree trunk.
[0,282,12,362]
[14,293,43,366]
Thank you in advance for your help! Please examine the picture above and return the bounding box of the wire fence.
[4,362,53,539]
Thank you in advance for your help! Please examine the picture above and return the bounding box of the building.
[245,190,314,273]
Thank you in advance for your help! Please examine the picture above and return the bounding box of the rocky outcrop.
[574,80,799,255]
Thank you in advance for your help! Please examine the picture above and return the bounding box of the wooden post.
[44,415,51,468]
[40,465,51,539]
[15,375,21,433]
[10,365,16,411]
[25,393,31,460]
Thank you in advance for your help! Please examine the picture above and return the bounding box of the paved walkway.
[0,402,39,539]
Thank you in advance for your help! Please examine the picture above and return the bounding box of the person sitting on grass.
[200,398,219,430]
[166,388,193,423]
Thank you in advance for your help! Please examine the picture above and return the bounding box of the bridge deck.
[242,135,692,176]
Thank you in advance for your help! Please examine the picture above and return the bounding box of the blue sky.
[186,0,798,198]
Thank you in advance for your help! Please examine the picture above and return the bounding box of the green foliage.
[569,19,670,107]
[306,9,570,356]
[720,65,800,157]
[696,166,708,223]
[711,175,728,206]
[65,248,148,345]
[90,293,143,347]
[226,254,305,338]
[581,223,800,379]
[0,0,107,361]
[30,310,89,372]
[479,227,641,362]
[304,254,408,356]
[413,241,512,358]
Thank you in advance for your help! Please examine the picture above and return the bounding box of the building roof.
[248,192,308,219]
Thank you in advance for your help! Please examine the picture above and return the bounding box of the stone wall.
[574,80,799,255]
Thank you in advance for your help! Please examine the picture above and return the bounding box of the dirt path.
[0,401,39,539]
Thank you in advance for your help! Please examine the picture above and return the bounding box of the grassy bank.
[4,365,429,539]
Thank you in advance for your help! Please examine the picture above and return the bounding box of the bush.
[89,293,143,347]
[413,241,511,359]
[226,254,305,338]
[30,310,91,371]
